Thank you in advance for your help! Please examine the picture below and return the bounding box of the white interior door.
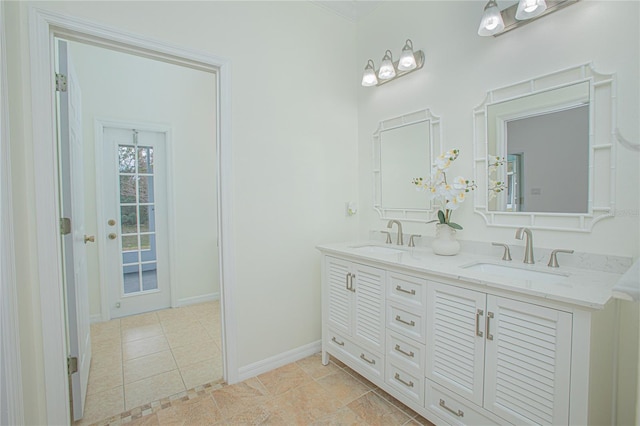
[102,126,170,318]
[56,39,92,421]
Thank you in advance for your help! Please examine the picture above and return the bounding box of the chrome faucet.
[515,227,534,264]
[387,220,403,245]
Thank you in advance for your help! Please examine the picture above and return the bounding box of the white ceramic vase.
[432,223,461,256]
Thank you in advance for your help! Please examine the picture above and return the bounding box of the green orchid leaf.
[437,210,446,224]
[448,222,463,230]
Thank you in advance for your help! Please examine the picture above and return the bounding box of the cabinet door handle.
[395,315,415,327]
[395,285,416,295]
[394,373,414,388]
[331,336,345,346]
[486,311,494,341]
[439,399,464,417]
[345,273,351,291]
[350,274,356,292]
[475,309,484,337]
[394,344,415,358]
[360,353,375,364]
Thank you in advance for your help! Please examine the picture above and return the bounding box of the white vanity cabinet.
[319,247,617,426]
[323,256,386,381]
[426,281,572,425]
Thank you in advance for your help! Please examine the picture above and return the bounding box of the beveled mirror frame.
[373,109,442,222]
[473,63,616,232]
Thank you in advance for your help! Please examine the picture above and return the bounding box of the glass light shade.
[478,0,505,36]
[397,40,417,71]
[378,50,396,80]
[515,0,547,20]
[361,60,378,87]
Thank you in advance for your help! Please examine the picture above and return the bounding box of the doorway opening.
[30,9,236,426]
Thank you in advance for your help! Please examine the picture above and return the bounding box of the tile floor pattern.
[84,352,436,426]
[77,301,224,425]
[80,301,435,426]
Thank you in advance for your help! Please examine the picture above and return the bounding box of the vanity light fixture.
[478,0,578,37]
[361,39,425,87]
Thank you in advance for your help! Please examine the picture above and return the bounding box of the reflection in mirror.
[473,63,617,232]
[487,82,590,213]
[373,109,442,222]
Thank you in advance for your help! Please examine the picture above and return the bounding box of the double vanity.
[318,237,623,425]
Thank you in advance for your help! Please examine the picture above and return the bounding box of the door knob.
[107,219,116,226]
[108,233,117,240]
[84,235,95,244]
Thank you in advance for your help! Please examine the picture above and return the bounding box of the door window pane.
[119,175,136,203]
[137,146,154,173]
[138,176,154,203]
[120,206,137,234]
[119,146,136,173]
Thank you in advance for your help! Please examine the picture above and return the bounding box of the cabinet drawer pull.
[394,344,415,358]
[394,372,414,388]
[331,336,345,346]
[486,311,494,341]
[475,309,484,337]
[395,315,415,327]
[439,399,464,417]
[359,353,376,364]
[395,285,416,295]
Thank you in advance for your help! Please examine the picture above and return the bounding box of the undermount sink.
[350,245,405,255]
[461,262,569,283]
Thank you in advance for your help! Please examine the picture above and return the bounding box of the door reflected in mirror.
[487,81,590,213]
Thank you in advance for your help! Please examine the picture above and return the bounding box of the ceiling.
[310,1,383,22]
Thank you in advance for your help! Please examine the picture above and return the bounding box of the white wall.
[5,2,358,423]
[68,41,219,314]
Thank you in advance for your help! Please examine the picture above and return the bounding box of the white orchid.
[412,149,476,229]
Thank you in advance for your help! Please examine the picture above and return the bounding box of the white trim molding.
[237,341,322,382]
[177,293,220,307]
[0,1,25,423]
[28,8,236,425]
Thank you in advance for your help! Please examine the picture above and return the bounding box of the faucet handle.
[408,234,422,248]
[380,231,392,244]
[492,242,512,261]
[548,249,574,268]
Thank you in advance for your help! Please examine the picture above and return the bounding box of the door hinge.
[60,217,71,235]
[55,73,67,92]
[67,356,78,375]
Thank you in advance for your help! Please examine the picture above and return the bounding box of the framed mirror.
[373,109,442,222]
[473,63,616,232]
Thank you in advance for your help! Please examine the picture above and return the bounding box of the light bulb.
[378,50,396,80]
[361,60,378,87]
[515,0,547,20]
[397,40,417,71]
[478,0,505,36]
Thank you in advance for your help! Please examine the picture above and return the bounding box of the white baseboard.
[89,293,220,323]
[176,292,220,307]
[237,340,322,383]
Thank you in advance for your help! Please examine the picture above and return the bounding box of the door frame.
[28,7,237,425]
[95,120,176,319]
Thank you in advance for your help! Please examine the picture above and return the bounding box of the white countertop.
[317,241,625,310]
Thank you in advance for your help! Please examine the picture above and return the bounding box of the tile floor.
[80,301,435,426]
[77,301,223,425]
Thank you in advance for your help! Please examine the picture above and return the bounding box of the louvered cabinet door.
[325,256,353,336]
[426,282,486,407]
[484,296,572,425]
[352,263,386,353]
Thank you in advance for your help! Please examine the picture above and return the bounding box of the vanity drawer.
[326,329,384,380]
[425,379,505,426]
[388,272,427,308]
[386,330,424,374]
[385,360,424,405]
[387,303,425,343]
